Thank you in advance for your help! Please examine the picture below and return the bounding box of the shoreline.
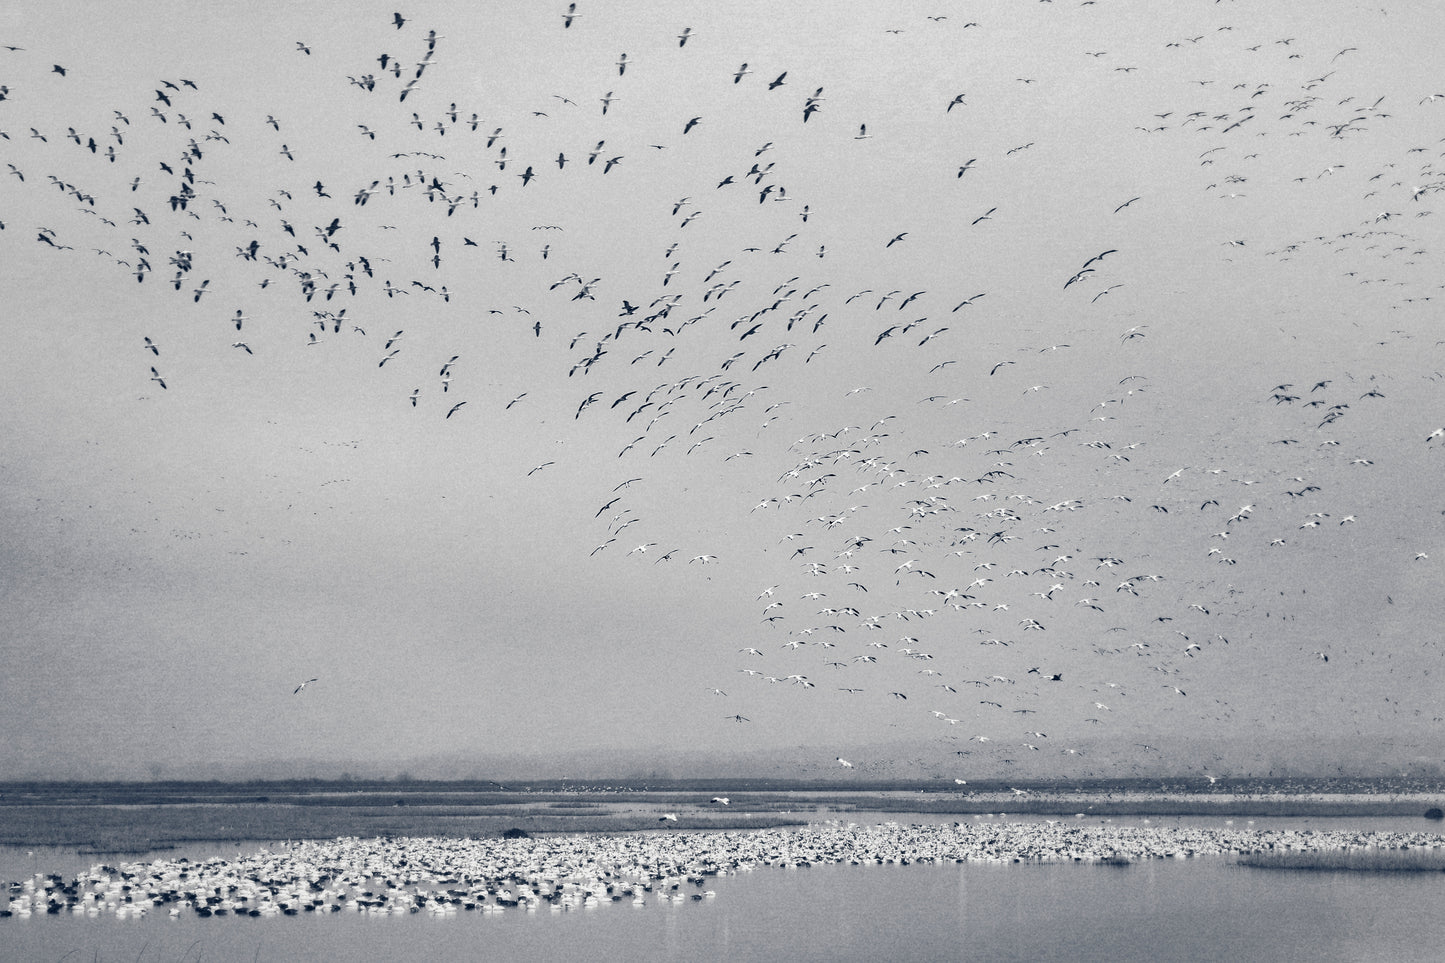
[2,790,1443,852]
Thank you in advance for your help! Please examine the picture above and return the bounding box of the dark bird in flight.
[576,391,602,417]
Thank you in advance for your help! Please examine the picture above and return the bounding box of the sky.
[2,0,1444,782]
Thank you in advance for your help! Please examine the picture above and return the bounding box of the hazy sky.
[3,0,1444,781]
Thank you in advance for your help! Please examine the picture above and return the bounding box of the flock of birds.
[5,2,1445,778]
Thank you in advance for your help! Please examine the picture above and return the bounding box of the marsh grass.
[1238,847,1445,872]
[0,802,804,853]
[840,795,1445,819]
[3,781,1443,854]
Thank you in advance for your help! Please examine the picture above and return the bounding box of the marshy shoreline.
[2,778,1443,853]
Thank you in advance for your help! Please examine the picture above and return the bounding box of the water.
[831,811,1442,834]
[4,828,1444,962]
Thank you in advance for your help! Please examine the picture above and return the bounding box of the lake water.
[4,819,1444,962]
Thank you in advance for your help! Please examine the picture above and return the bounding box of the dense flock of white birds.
[4,1,1444,776]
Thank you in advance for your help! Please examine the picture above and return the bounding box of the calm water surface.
[4,821,1444,962]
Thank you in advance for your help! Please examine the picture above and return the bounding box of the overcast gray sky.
[2,0,1443,781]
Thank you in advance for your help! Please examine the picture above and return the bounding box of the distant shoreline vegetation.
[4,774,1445,797]
[0,778,1443,852]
